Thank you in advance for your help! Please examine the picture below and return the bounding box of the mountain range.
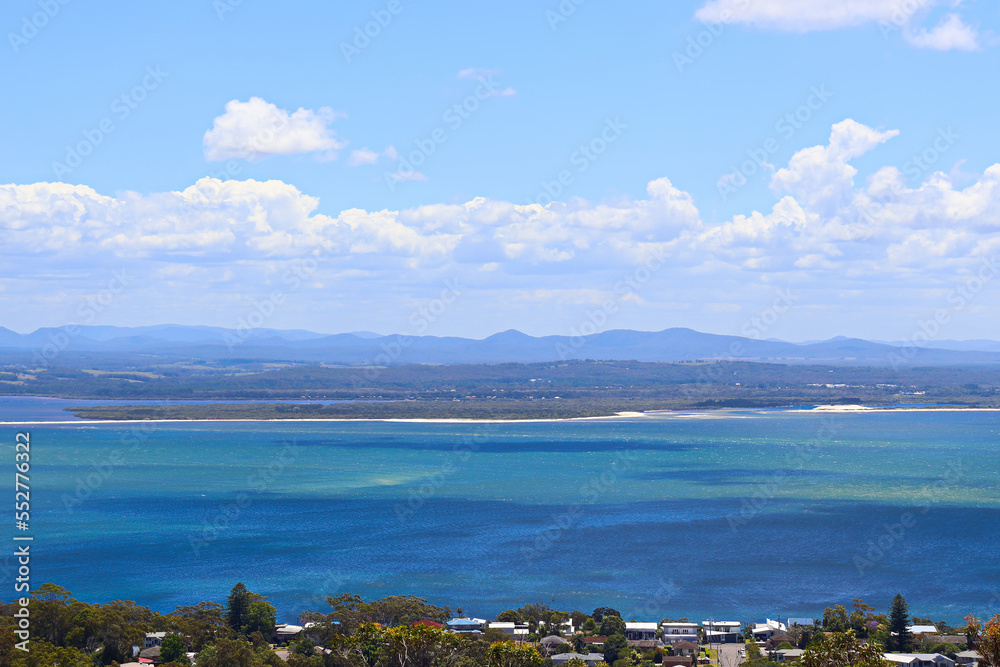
[3,324,1000,367]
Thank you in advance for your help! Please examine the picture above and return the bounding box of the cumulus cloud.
[4,119,1000,334]
[693,0,982,51]
[203,97,347,162]
[904,13,981,51]
[771,119,900,213]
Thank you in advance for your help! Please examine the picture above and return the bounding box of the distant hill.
[2,324,1000,367]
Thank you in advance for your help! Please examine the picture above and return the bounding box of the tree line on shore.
[2,584,998,667]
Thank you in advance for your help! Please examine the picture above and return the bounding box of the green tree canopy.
[888,594,912,652]
[600,615,626,638]
[603,634,629,664]
[802,630,890,667]
[160,634,190,664]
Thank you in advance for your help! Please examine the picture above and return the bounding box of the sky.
[1,0,999,342]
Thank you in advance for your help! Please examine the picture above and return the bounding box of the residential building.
[274,623,303,642]
[908,626,939,636]
[702,621,742,643]
[625,622,659,642]
[446,618,487,633]
[488,622,530,640]
[672,640,699,657]
[884,653,957,667]
[956,650,982,666]
[773,649,805,663]
[663,657,694,667]
[752,620,788,640]
[144,632,167,649]
[661,622,699,645]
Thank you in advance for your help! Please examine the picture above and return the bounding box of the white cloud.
[348,146,399,167]
[771,119,900,213]
[904,13,981,51]
[457,67,517,97]
[693,0,929,31]
[203,97,347,162]
[693,0,981,51]
[5,119,1000,335]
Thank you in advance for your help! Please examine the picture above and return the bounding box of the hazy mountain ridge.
[3,324,1000,367]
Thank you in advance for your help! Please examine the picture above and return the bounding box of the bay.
[6,407,1000,623]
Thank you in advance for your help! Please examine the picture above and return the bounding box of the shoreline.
[3,405,1000,426]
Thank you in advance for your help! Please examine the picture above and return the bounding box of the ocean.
[6,405,1000,623]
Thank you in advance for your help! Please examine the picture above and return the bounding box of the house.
[703,621,742,643]
[908,626,939,636]
[956,650,982,666]
[540,636,572,656]
[137,646,160,664]
[145,632,167,649]
[672,640,699,657]
[773,649,805,663]
[414,619,444,629]
[274,623,303,642]
[446,618,487,633]
[540,620,576,635]
[625,622,659,642]
[752,620,788,640]
[885,653,957,667]
[661,622,699,645]
[552,652,605,666]
[488,622,529,640]
[663,657,694,667]
[583,636,607,646]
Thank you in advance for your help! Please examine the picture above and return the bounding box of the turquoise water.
[5,409,1000,623]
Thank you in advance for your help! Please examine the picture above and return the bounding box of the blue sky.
[2,0,999,341]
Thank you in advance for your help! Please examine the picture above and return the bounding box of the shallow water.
[6,407,999,623]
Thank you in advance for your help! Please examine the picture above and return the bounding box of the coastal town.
[4,584,997,667]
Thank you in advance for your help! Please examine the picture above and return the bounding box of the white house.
[447,618,487,633]
[703,621,742,643]
[908,626,939,636]
[661,622,699,645]
[625,622,658,642]
[884,653,957,667]
[488,622,530,640]
[753,620,788,640]
[144,632,167,649]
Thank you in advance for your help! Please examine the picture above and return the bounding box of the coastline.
[4,405,1000,426]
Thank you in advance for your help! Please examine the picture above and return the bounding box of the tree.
[244,601,277,638]
[964,615,982,650]
[497,610,523,623]
[981,615,1000,667]
[600,615,626,637]
[226,583,257,634]
[161,634,190,664]
[593,608,621,624]
[195,636,257,667]
[603,634,629,664]
[888,594,912,652]
[487,641,544,667]
[802,630,890,667]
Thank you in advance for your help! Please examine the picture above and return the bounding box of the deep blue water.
[4,407,999,623]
